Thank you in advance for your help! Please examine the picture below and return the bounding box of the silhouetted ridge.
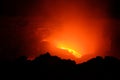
[32,52,76,66]
[0,52,120,80]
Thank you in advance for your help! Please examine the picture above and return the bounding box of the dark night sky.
[0,0,120,62]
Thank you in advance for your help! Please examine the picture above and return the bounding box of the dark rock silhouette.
[0,52,120,80]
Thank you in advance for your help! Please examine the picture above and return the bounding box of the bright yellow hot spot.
[60,46,81,58]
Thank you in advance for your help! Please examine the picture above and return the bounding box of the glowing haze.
[25,0,110,63]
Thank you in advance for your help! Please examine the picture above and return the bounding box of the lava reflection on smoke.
[26,0,109,63]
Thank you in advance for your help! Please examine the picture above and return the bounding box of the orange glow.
[26,0,110,63]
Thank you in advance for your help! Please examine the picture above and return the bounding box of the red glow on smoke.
[25,0,110,63]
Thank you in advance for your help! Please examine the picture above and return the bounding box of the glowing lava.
[59,46,81,58]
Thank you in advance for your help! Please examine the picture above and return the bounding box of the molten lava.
[59,46,81,58]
